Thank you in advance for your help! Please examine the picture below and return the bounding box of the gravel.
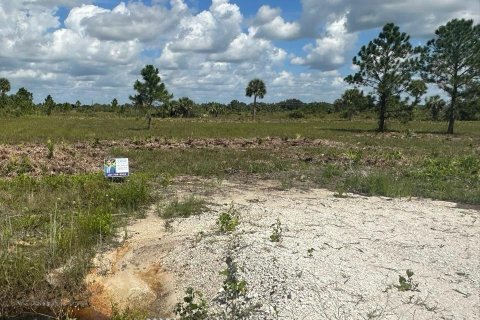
[89,179,480,319]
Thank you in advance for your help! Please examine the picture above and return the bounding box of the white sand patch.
[88,179,480,319]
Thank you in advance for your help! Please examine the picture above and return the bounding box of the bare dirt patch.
[0,137,403,178]
[0,143,106,177]
[87,179,479,319]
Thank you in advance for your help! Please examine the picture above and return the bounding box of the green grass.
[121,143,479,204]
[0,173,152,314]
[124,147,294,178]
[159,196,207,219]
[1,115,479,144]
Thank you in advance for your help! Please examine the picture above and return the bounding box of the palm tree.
[245,79,266,121]
[0,78,10,98]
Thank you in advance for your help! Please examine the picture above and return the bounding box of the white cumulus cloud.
[82,1,188,42]
[251,5,301,40]
[169,0,242,53]
[291,15,357,71]
[209,31,287,64]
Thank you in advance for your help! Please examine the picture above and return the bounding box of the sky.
[0,0,479,104]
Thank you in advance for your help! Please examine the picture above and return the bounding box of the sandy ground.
[87,179,480,320]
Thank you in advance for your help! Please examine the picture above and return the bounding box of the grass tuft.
[159,196,207,219]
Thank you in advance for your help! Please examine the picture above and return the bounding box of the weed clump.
[217,206,239,233]
[216,255,260,318]
[395,269,419,292]
[175,287,209,320]
[269,218,283,242]
[46,139,54,159]
[1,156,33,175]
[385,269,419,292]
[160,196,207,219]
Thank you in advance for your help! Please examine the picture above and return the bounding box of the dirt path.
[85,207,176,318]
[87,179,480,319]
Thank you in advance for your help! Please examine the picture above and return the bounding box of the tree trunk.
[378,94,387,132]
[447,87,457,134]
[253,95,257,121]
[147,110,152,130]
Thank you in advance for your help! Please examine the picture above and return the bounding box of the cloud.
[82,1,188,42]
[209,31,287,64]
[272,71,294,87]
[64,4,108,31]
[267,70,349,102]
[251,5,301,40]
[46,27,141,65]
[23,0,92,8]
[252,5,280,25]
[168,0,242,53]
[0,3,60,59]
[251,0,479,41]
[291,15,357,71]
[0,0,147,103]
[299,0,480,37]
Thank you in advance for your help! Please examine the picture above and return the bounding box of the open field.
[1,116,479,143]
[0,116,479,319]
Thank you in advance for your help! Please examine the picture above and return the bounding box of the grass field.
[1,115,479,143]
[0,115,478,317]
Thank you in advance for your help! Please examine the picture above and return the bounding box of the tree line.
[0,77,332,119]
[0,19,477,133]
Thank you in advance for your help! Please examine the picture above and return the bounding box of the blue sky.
[0,0,478,104]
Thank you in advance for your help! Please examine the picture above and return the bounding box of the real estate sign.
[104,158,129,178]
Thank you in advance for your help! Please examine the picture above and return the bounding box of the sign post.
[104,158,129,179]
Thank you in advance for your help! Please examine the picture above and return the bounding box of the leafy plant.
[385,269,420,292]
[269,218,282,242]
[216,255,260,318]
[217,206,239,233]
[415,155,480,181]
[47,139,54,159]
[174,287,209,320]
[395,269,419,292]
[221,257,247,300]
[307,248,315,257]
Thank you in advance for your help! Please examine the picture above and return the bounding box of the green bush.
[288,110,305,119]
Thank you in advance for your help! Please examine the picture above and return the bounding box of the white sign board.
[104,158,129,178]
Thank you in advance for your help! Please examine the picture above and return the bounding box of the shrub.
[288,110,305,119]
